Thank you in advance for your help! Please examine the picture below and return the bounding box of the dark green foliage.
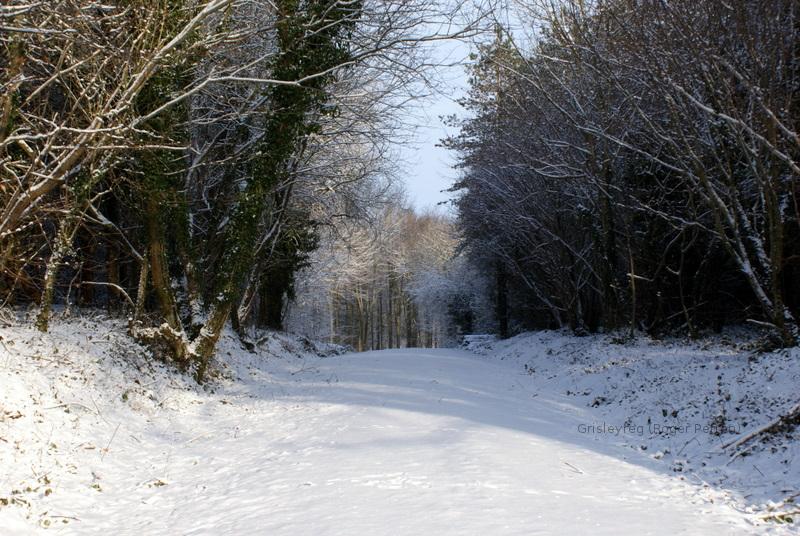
[257,219,318,329]
[212,0,362,309]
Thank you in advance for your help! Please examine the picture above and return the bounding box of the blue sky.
[400,39,472,212]
[398,3,523,212]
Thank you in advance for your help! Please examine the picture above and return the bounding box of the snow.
[1,316,797,534]
[465,331,800,528]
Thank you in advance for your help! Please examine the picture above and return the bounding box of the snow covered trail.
[33,347,761,536]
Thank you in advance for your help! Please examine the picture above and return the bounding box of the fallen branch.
[562,461,584,474]
[100,423,120,461]
[43,402,96,414]
[723,401,800,451]
[760,510,800,524]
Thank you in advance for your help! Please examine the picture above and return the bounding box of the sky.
[398,3,525,213]
[400,39,472,212]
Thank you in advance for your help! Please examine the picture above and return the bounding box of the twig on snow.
[101,424,120,461]
[563,461,584,474]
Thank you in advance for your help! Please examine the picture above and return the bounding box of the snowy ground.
[1,316,798,534]
[464,331,800,530]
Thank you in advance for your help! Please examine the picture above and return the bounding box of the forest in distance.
[2,0,800,378]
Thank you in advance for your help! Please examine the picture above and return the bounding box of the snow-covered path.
[36,347,755,536]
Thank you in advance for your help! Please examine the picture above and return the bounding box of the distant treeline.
[287,206,492,351]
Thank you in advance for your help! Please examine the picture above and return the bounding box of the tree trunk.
[146,199,181,332]
[496,261,509,338]
[36,214,81,332]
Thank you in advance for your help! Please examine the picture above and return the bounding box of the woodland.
[2,0,800,380]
